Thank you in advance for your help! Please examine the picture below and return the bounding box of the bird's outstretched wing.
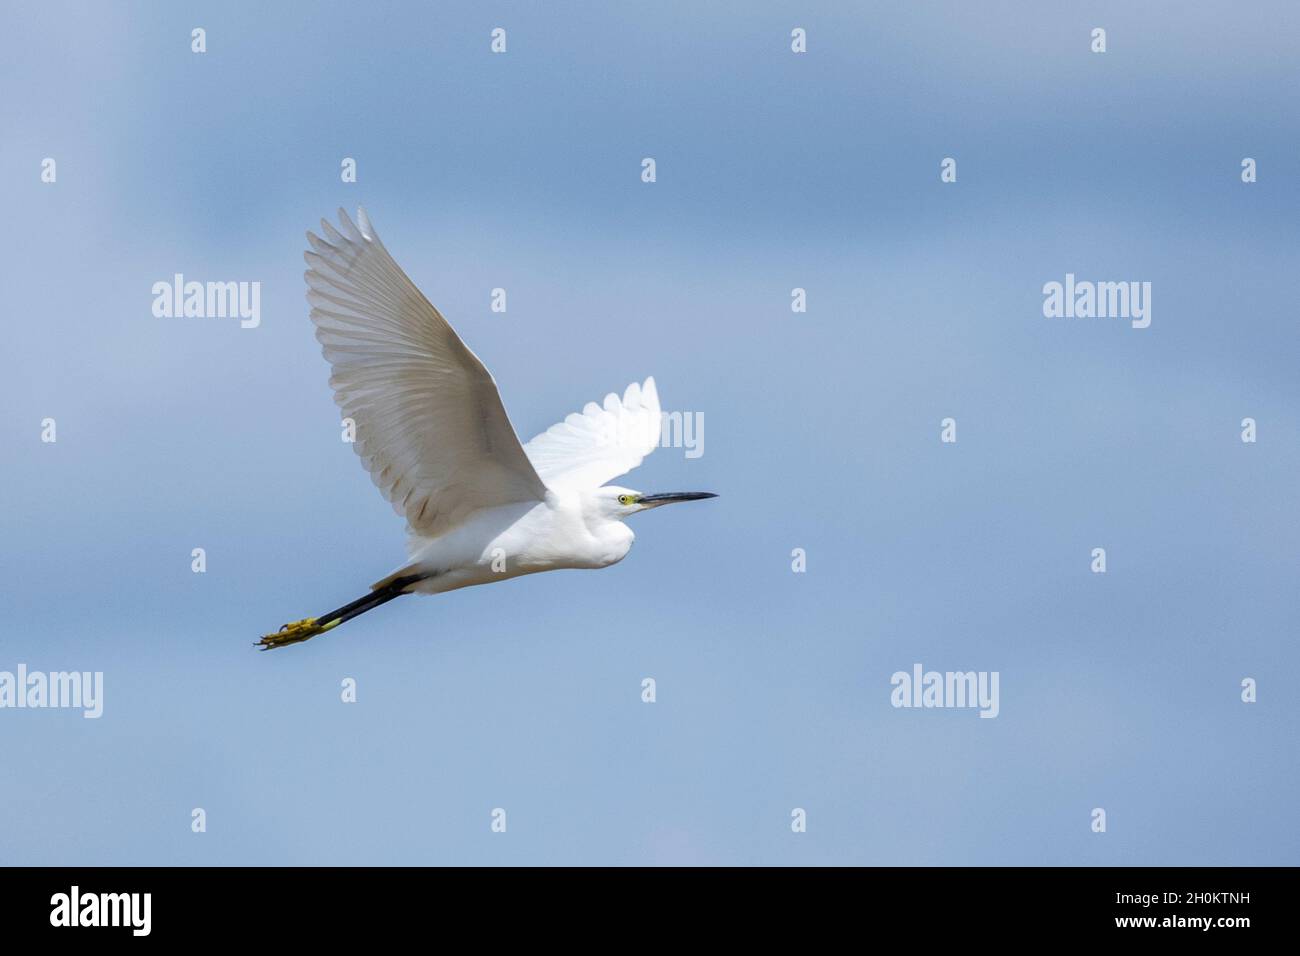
[305,207,547,538]
[523,377,662,492]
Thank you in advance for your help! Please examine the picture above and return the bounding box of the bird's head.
[597,485,718,519]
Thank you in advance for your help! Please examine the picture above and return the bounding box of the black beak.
[638,492,718,507]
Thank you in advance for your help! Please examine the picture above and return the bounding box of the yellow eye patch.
[618,494,637,506]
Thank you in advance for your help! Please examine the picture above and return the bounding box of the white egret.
[258,208,716,650]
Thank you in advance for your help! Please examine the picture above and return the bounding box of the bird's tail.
[256,573,427,651]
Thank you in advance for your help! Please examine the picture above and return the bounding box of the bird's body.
[384,489,635,596]
[259,208,714,649]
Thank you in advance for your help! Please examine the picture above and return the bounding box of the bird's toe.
[257,617,325,650]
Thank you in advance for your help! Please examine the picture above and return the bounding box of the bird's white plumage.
[522,377,662,492]
[260,206,713,647]
[305,208,548,538]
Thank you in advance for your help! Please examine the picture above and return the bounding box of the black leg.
[317,573,429,627]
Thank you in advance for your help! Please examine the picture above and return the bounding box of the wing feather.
[523,377,662,491]
[305,208,546,538]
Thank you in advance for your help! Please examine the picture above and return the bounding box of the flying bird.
[258,208,716,650]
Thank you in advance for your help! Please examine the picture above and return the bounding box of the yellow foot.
[256,617,337,651]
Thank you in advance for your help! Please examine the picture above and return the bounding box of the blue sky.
[1,1,1297,865]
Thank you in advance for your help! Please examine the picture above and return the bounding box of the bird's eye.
[618,494,635,506]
